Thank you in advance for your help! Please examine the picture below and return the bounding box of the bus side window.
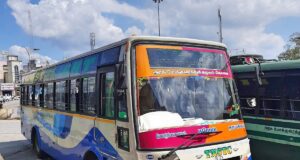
[70,79,80,112]
[40,84,44,107]
[55,81,67,111]
[117,90,127,120]
[82,77,96,115]
[285,75,300,119]
[29,85,34,106]
[35,84,40,107]
[43,84,47,108]
[26,86,29,105]
[259,77,282,117]
[21,86,25,105]
[101,72,115,119]
[236,78,257,115]
[45,83,54,109]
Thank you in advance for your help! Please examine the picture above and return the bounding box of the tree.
[278,32,300,60]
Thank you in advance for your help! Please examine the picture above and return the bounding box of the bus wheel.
[32,131,46,158]
[84,151,98,160]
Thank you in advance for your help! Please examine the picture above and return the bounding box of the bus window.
[285,75,300,119]
[101,72,115,118]
[117,90,127,120]
[70,79,79,112]
[39,84,44,107]
[117,127,130,151]
[56,81,66,110]
[21,86,25,105]
[116,62,128,121]
[29,85,34,106]
[258,77,282,117]
[235,78,258,115]
[46,83,54,109]
[43,84,47,108]
[82,77,96,114]
[35,85,40,107]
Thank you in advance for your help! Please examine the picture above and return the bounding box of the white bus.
[20,36,251,160]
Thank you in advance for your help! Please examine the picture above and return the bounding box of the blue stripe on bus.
[37,112,73,139]
[248,155,252,160]
[36,125,122,160]
[53,114,73,138]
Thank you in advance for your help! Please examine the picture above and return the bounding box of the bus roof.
[22,36,227,76]
[232,59,300,73]
[127,36,226,48]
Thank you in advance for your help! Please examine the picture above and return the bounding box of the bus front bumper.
[137,138,251,160]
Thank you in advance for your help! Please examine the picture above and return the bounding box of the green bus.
[232,58,300,160]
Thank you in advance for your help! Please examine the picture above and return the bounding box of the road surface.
[0,120,40,160]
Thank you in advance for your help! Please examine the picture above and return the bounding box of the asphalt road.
[0,100,44,160]
[0,120,40,160]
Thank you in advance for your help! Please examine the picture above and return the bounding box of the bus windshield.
[139,77,235,120]
[136,45,239,122]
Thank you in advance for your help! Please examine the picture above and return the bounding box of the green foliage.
[278,32,300,60]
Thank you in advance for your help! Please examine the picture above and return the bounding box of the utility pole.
[153,0,163,36]
[28,10,33,49]
[218,7,223,43]
[90,32,95,50]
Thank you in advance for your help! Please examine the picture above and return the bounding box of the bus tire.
[84,151,98,160]
[32,129,46,159]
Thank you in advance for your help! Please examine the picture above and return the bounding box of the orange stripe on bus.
[205,120,247,143]
[138,45,182,50]
[95,118,115,124]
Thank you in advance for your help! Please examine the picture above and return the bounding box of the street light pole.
[153,0,163,36]
[24,47,31,62]
[218,7,223,43]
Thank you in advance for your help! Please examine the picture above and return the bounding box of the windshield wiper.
[158,130,222,160]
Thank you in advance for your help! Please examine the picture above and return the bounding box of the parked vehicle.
[3,95,12,102]
[21,36,252,160]
[232,56,300,160]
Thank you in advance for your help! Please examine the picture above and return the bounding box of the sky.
[1,0,300,66]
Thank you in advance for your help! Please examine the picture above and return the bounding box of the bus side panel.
[54,114,95,160]
[22,106,127,160]
[94,119,121,159]
[21,106,37,140]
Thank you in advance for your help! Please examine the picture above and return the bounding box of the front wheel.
[84,152,98,160]
[33,133,46,158]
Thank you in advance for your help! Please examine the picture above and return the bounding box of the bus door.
[95,64,131,159]
[95,66,119,159]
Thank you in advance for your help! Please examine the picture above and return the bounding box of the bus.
[20,36,251,160]
[232,58,300,160]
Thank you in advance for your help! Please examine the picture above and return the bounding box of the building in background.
[22,59,42,73]
[0,61,7,83]
[0,54,22,96]
[7,55,21,83]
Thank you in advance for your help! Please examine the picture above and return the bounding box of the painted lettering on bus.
[198,127,217,134]
[156,131,187,139]
[228,124,245,131]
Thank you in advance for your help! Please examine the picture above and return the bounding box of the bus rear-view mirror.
[246,98,256,108]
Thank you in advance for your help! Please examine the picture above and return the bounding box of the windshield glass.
[138,77,238,120]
